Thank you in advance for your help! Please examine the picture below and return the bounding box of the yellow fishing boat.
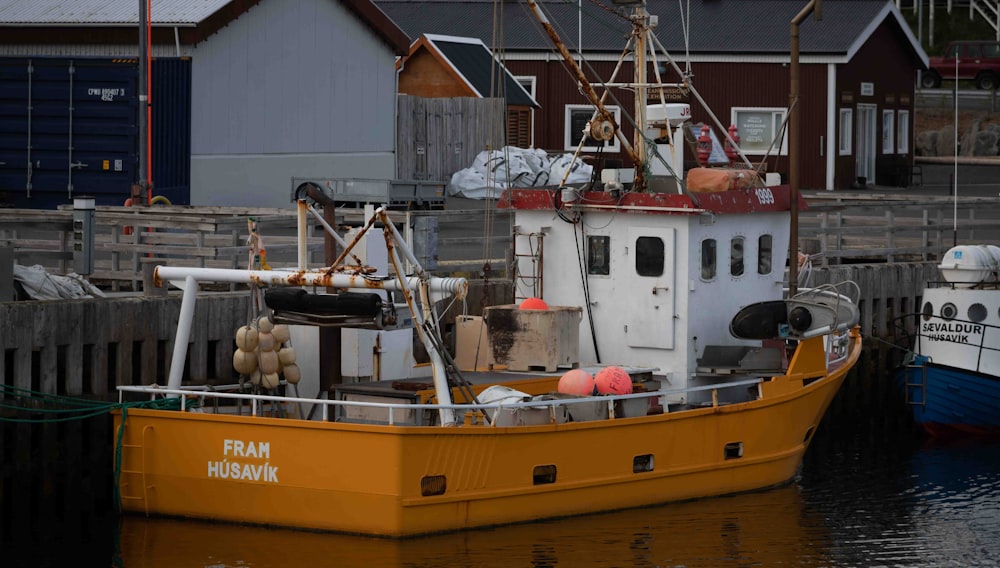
[113,0,862,537]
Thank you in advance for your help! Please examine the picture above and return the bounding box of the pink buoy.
[557,369,595,396]
[595,366,633,395]
[519,297,549,310]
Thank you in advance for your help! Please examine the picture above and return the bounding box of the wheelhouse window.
[565,104,621,152]
[587,236,611,275]
[635,236,664,277]
[839,108,853,155]
[730,237,745,277]
[882,110,895,154]
[730,107,788,155]
[897,110,910,154]
[758,234,773,275]
[701,239,717,280]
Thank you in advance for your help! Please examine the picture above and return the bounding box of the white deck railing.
[117,378,765,426]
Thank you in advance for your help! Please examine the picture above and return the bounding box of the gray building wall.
[190,0,398,207]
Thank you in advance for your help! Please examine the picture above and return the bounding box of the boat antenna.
[789,0,822,297]
[953,54,959,247]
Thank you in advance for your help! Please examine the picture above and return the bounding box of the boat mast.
[633,6,646,179]
[524,0,645,191]
[789,0,821,296]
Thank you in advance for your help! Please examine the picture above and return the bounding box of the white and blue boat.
[900,245,1000,437]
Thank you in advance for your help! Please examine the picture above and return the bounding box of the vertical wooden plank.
[15,304,33,392]
[117,299,135,388]
[63,301,84,395]
[140,298,158,384]
[189,292,209,384]
[0,304,10,389]
[87,299,109,396]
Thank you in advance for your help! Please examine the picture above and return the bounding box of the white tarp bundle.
[13,264,106,300]
[447,147,594,199]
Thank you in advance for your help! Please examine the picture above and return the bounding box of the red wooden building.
[379,0,928,190]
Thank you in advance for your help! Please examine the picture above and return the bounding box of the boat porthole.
[420,475,447,497]
[803,426,816,444]
[533,465,557,485]
[968,303,988,323]
[941,303,957,320]
[921,302,934,321]
[633,454,655,473]
[724,442,743,460]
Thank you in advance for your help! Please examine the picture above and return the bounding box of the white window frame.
[564,104,621,152]
[897,110,910,154]
[839,108,853,155]
[514,75,537,148]
[730,107,788,156]
[882,109,895,154]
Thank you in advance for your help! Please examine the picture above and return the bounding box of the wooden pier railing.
[2,192,999,293]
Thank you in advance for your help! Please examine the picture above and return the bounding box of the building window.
[514,76,536,148]
[897,110,910,154]
[730,107,788,155]
[635,236,664,277]
[701,239,716,281]
[565,104,621,152]
[587,236,611,275]
[730,237,745,277]
[882,110,895,154]
[839,108,853,155]
[758,234,773,275]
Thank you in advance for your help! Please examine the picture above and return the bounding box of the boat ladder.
[513,228,545,302]
[118,424,154,515]
[903,363,927,408]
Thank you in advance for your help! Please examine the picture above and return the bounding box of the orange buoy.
[519,297,548,310]
[557,369,595,396]
[595,366,633,395]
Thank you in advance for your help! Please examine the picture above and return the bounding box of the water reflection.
[800,437,1000,567]
[115,484,831,568]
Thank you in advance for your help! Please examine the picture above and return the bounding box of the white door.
[624,227,676,349]
[855,104,877,186]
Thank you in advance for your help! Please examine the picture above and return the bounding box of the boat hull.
[898,357,1000,438]
[113,351,856,537]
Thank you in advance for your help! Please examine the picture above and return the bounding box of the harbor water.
[2,373,999,567]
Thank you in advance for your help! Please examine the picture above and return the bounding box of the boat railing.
[924,280,1000,290]
[116,378,764,426]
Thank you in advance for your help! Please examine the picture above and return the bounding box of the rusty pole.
[297,182,343,392]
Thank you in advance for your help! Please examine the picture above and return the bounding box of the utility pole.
[136,0,150,206]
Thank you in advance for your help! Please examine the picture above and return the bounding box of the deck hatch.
[420,475,447,496]
[533,465,557,485]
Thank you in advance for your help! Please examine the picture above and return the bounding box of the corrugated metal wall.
[187,0,399,207]
[151,58,192,205]
[190,0,397,156]
[0,57,191,209]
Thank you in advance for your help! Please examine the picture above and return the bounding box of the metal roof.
[421,34,539,107]
[377,0,925,63]
[0,0,231,26]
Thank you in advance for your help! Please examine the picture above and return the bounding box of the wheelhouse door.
[624,227,676,350]
[855,104,877,186]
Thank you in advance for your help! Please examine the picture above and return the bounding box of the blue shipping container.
[0,57,191,209]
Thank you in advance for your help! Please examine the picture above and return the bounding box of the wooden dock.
[0,193,993,399]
